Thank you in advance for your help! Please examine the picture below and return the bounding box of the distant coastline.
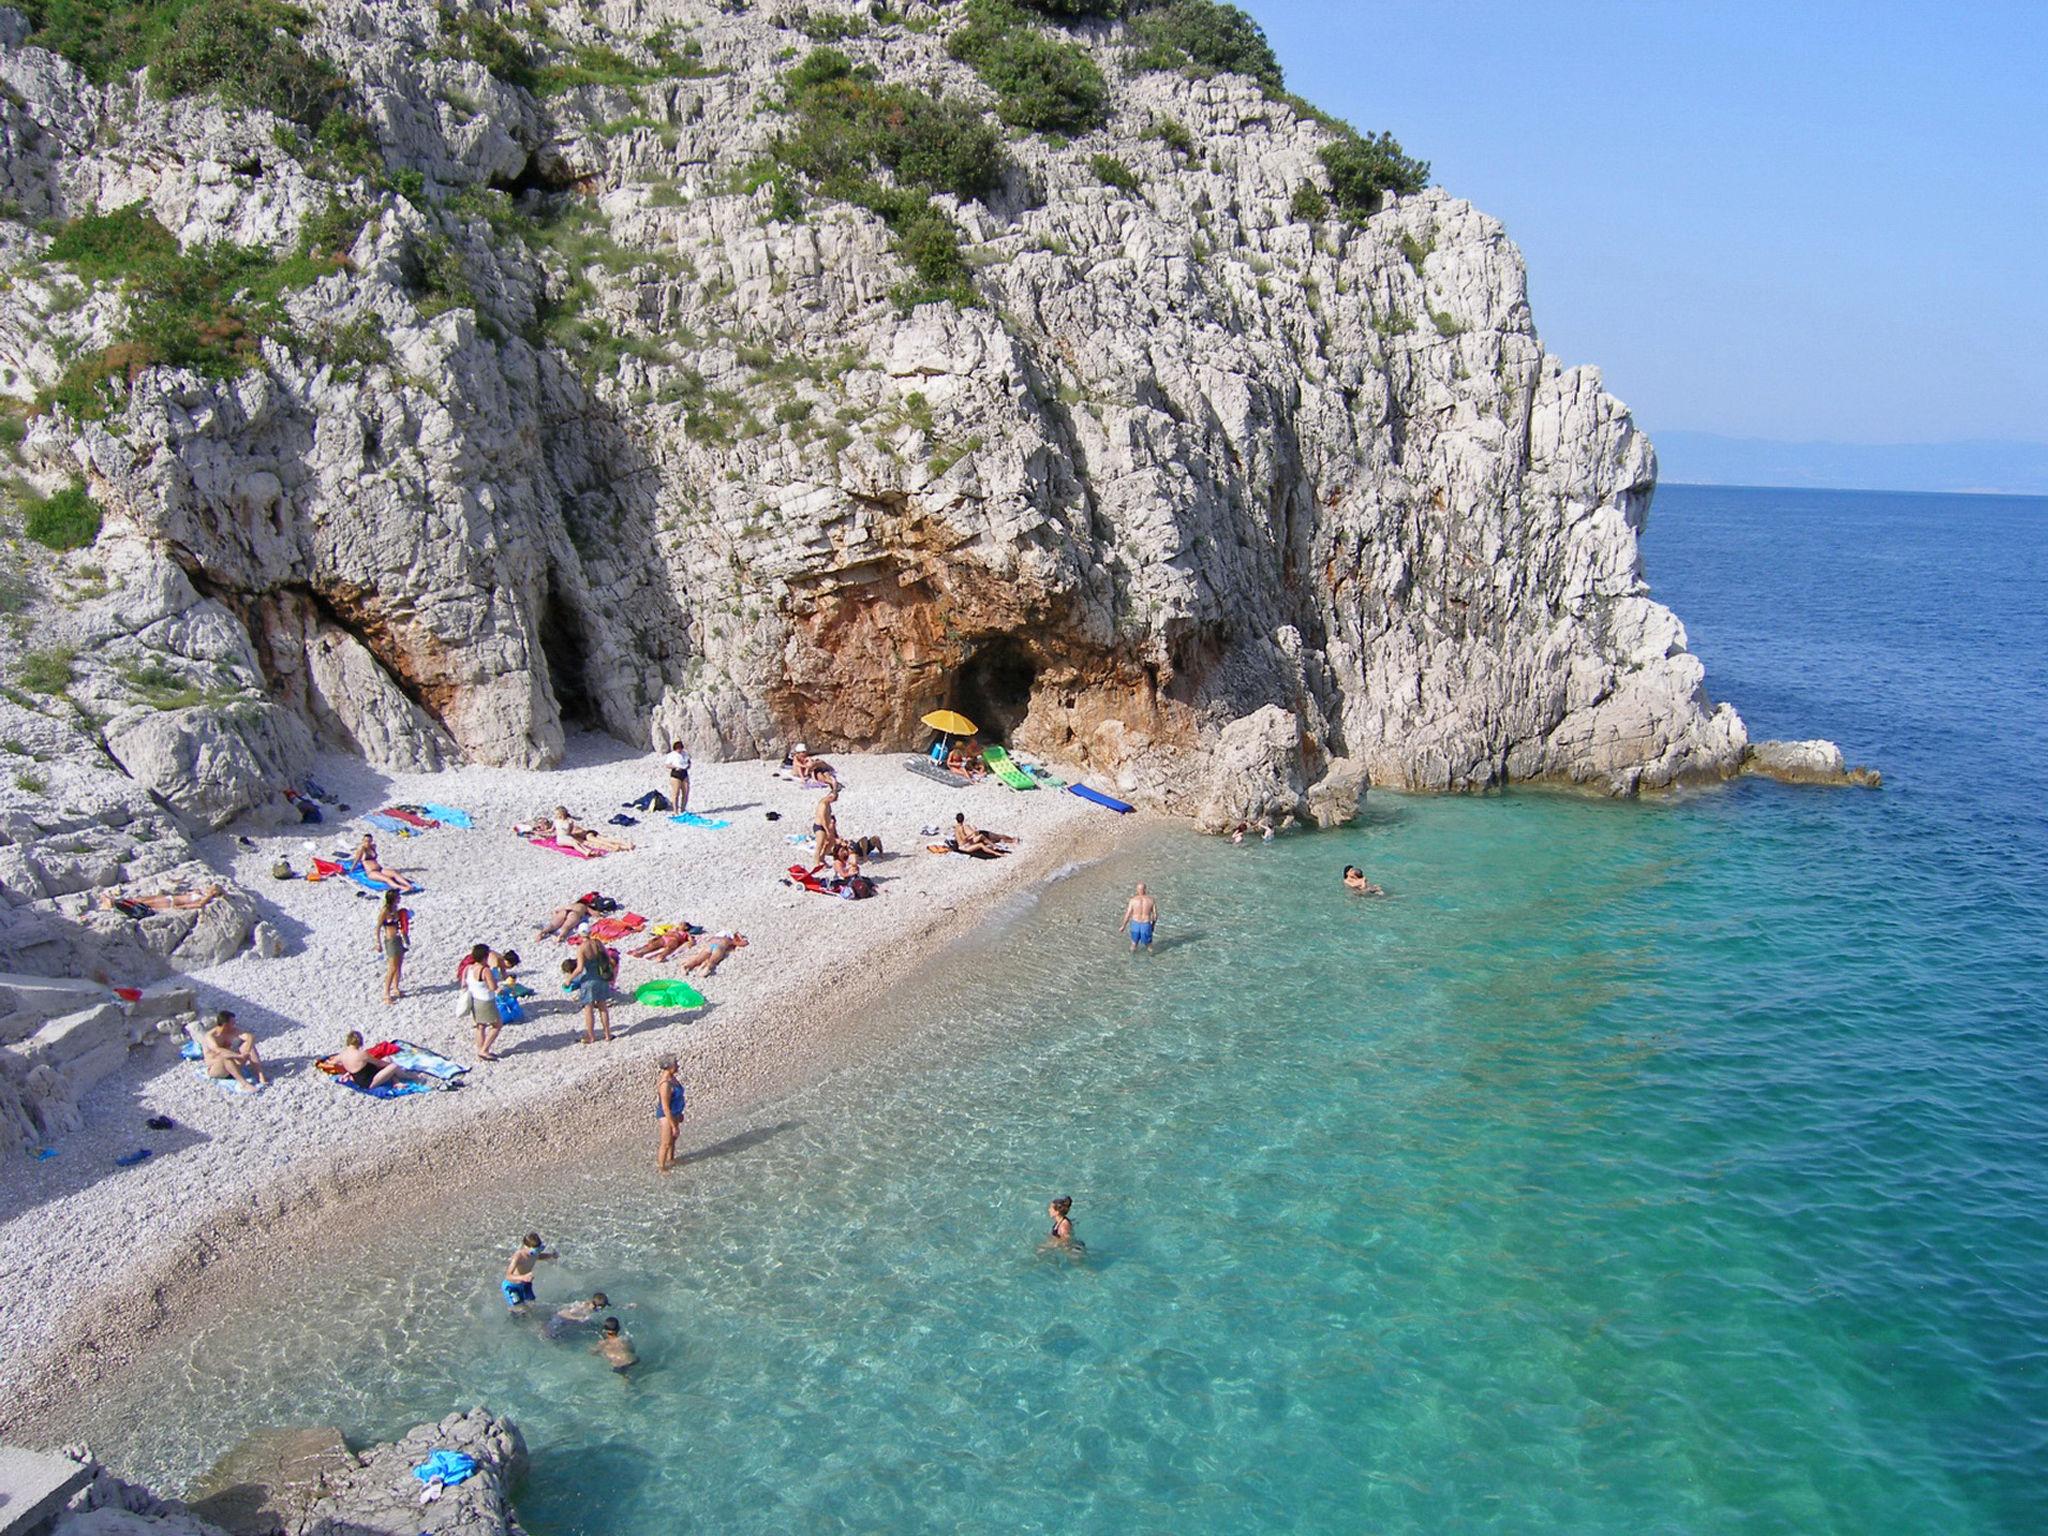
[1660,481,2048,500]
[1654,431,2048,496]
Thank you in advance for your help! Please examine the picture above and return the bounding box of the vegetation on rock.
[1319,132,1431,219]
[946,0,1108,135]
[1126,0,1282,93]
[769,48,1008,309]
[37,200,366,419]
[20,0,342,125]
[22,481,104,552]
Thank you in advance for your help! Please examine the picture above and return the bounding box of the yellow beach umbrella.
[921,709,978,737]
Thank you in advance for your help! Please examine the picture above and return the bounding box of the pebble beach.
[0,738,1120,1433]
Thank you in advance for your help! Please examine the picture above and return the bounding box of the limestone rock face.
[0,0,1761,837]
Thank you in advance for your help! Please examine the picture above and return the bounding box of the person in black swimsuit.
[1041,1196,1085,1256]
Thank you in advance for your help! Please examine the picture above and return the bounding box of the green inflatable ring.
[634,979,706,1009]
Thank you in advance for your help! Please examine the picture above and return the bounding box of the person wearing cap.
[656,1057,687,1173]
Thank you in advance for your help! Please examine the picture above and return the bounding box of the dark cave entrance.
[540,586,601,728]
[951,639,1038,744]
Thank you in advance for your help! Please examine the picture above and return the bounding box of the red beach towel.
[382,807,438,829]
[529,836,600,859]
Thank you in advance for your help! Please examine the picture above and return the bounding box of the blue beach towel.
[343,862,420,895]
[670,812,730,829]
[331,1041,466,1099]
[362,812,408,833]
[418,803,473,829]
[412,1450,478,1487]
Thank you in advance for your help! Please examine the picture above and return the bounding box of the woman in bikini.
[1041,1196,1085,1256]
[374,890,409,1003]
[630,926,699,961]
[676,932,748,977]
[552,807,635,855]
[353,834,420,893]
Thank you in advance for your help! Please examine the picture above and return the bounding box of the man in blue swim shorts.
[1121,882,1158,953]
[502,1231,556,1310]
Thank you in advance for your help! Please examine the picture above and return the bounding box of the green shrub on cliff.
[768,49,1006,309]
[947,1,1107,135]
[36,201,368,418]
[1127,0,1282,93]
[1320,131,1431,219]
[20,0,343,126]
[23,482,103,552]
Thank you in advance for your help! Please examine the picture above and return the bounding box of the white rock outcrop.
[0,0,1769,913]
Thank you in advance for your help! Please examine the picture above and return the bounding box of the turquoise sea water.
[91,487,2048,1533]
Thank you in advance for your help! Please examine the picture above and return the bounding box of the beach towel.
[670,812,730,829]
[928,841,1003,860]
[344,861,416,893]
[327,1040,467,1100]
[382,807,438,829]
[309,857,345,881]
[789,864,873,896]
[362,812,409,833]
[529,836,600,859]
[903,758,971,788]
[412,1451,477,1488]
[589,914,648,941]
[1023,762,1067,789]
[418,803,473,829]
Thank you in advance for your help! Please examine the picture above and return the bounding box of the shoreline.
[0,744,1143,1440]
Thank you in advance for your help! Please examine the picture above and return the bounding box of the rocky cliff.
[0,0,1750,883]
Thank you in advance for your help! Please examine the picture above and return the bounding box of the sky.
[1243,1,2048,447]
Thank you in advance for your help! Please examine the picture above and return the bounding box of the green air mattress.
[982,745,1038,790]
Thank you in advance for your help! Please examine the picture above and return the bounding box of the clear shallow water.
[90,487,2048,1533]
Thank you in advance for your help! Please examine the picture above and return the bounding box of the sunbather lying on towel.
[789,746,839,789]
[552,807,635,854]
[677,932,749,976]
[537,898,594,940]
[321,1030,443,1093]
[98,883,225,912]
[953,813,1016,856]
[630,927,700,961]
[353,834,421,892]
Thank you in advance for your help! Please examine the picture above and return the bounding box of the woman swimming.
[1040,1196,1085,1255]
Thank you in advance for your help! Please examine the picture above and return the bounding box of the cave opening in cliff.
[951,639,1038,744]
[539,588,600,729]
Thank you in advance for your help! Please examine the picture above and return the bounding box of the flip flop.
[115,1148,152,1167]
[145,1115,175,1131]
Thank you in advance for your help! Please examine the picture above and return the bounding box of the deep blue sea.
[91,486,2048,1533]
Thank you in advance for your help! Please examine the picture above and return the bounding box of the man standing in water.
[1120,883,1158,952]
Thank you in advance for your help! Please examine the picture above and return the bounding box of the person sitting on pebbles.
[200,1008,268,1091]
[954,812,1018,856]
[351,834,420,893]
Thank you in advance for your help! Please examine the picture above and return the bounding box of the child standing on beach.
[502,1232,556,1311]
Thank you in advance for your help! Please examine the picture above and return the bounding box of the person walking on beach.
[1121,883,1158,952]
[656,1057,687,1173]
[200,1008,268,1091]
[664,739,692,813]
[565,937,615,1043]
[502,1232,557,1311]
[463,942,506,1061]
[375,890,410,1002]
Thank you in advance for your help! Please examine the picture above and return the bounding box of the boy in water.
[595,1317,638,1372]
[1120,882,1158,952]
[502,1231,556,1311]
